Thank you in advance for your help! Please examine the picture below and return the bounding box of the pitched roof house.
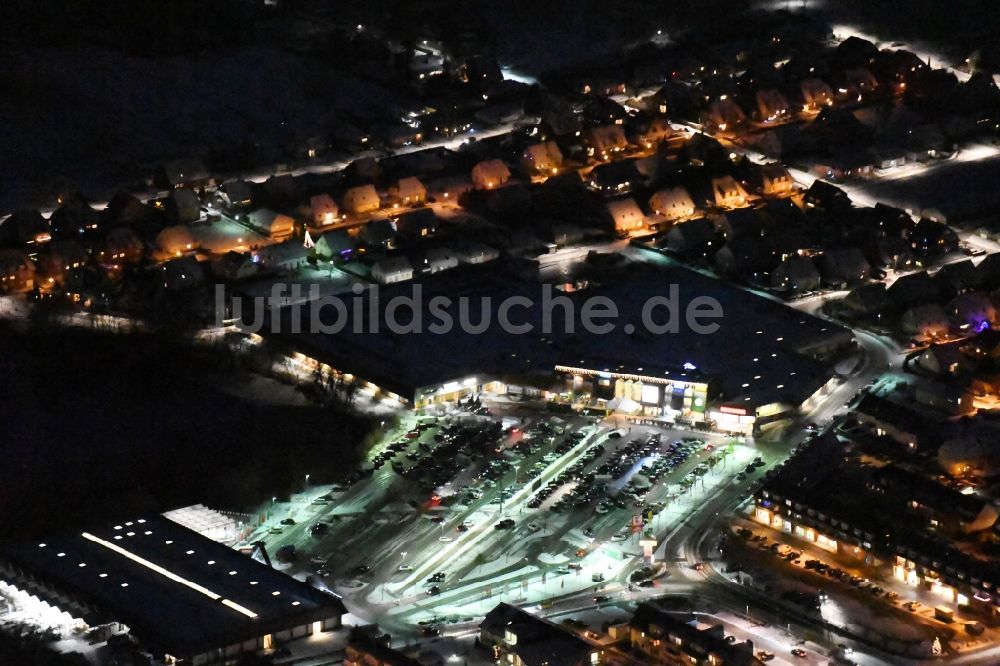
[755,89,791,121]
[310,194,340,227]
[816,247,871,287]
[343,184,381,215]
[759,164,794,197]
[521,142,564,174]
[703,97,747,133]
[772,255,822,292]
[901,303,950,339]
[371,257,414,284]
[156,225,197,257]
[388,177,427,206]
[0,249,36,293]
[315,229,357,261]
[649,187,697,221]
[0,209,52,249]
[471,159,512,190]
[710,176,750,209]
[168,188,202,223]
[582,125,628,157]
[248,209,296,242]
[220,180,254,210]
[800,78,835,110]
[606,199,646,236]
[98,227,145,267]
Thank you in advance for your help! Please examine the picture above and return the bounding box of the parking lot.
[242,405,763,635]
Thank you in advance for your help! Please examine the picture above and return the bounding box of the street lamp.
[305,474,310,486]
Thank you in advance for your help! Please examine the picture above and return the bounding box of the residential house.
[885,271,940,311]
[471,159,512,190]
[909,219,957,259]
[263,173,299,208]
[36,240,88,286]
[371,257,414,284]
[103,191,150,228]
[649,188,697,221]
[255,241,310,271]
[755,89,791,122]
[800,78,835,110]
[454,242,499,265]
[834,36,879,70]
[948,292,998,331]
[714,209,762,241]
[220,180,254,210]
[587,161,641,196]
[816,248,870,287]
[901,303,951,339]
[934,259,978,299]
[248,209,296,242]
[480,603,602,666]
[681,133,730,168]
[841,283,889,317]
[159,256,205,291]
[703,97,747,133]
[315,229,358,261]
[710,176,750,209]
[156,225,197,257]
[628,603,760,666]
[714,236,773,276]
[310,194,340,227]
[606,199,646,236]
[582,125,628,158]
[388,177,427,207]
[424,176,473,204]
[393,208,437,243]
[160,158,213,190]
[759,164,794,197]
[521,142,564,175]
[0,209,51,248]
[418,248,459,274]
[771,256,821,293]
[633,117,676,149]
[343,184,382,215]
[976,253,1000,292]
[359,219,397,250]
[915,342,969,376]
[49,196,99,239]
[168,188,202,223]
[0,250,36,293]
[804,180,851,212]
[844,68,879,98]
[211,251,259,282]
[663,218,718,257]
[97,227,145,267]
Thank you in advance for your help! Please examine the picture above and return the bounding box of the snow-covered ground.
[0,46,410,211]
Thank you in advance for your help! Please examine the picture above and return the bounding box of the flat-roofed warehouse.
[272,261,853,434]
[0,516,346,664]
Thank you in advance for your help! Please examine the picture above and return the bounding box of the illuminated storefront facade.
[554,365,709,420]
